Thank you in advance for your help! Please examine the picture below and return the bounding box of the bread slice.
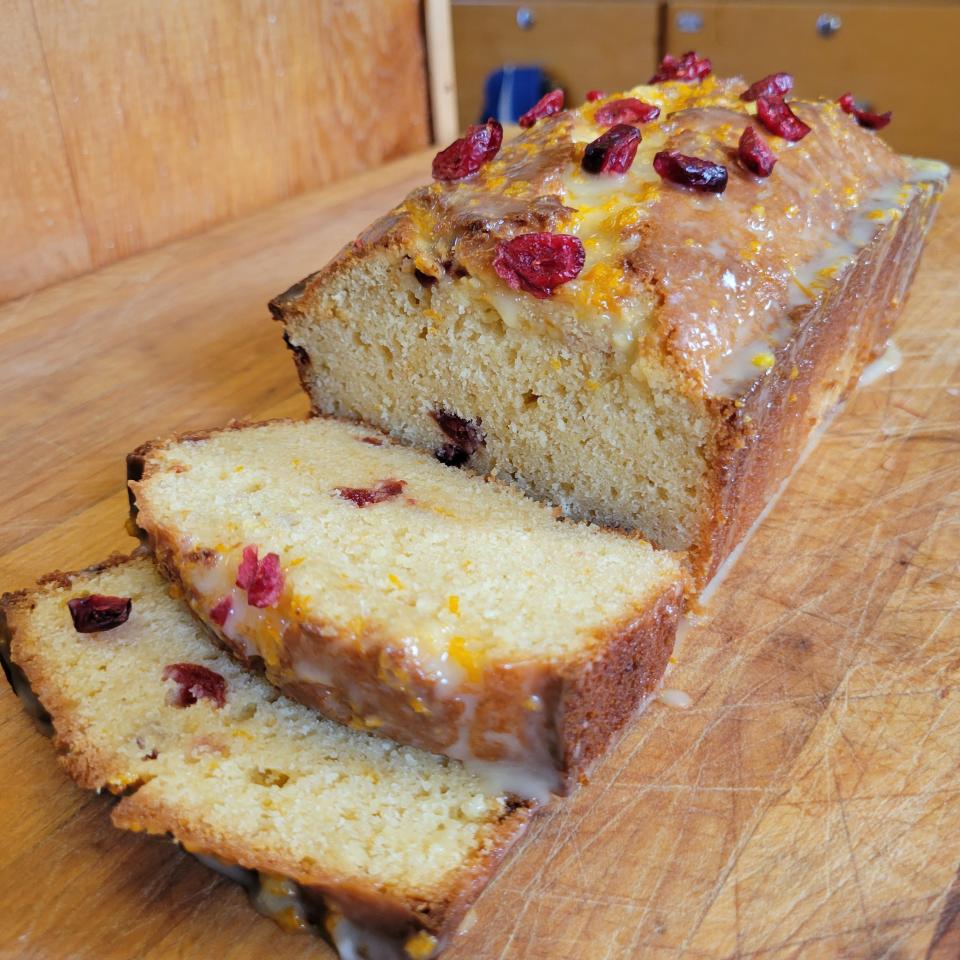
[128,417,683,798]
[0,556,533,959]
[268,74,948,586]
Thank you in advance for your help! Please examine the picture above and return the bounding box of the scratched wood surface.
[0,153,957,960]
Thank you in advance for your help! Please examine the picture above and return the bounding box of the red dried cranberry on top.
[582,124,642,175]
[653,151,728,193]
[738,127,777,177]
[335,479,407,508]
[432,119,503,181]
[247,553,283,608]
[838,93,892,130]
[740,73,793,102]
[594,98,660,127]
[518,89,564,128]
[67,594,132,633]
[650,51,712,83]
[756,96,811,142]
[492,233,585,299]
[585,89,606,102]
[162,663,227,709]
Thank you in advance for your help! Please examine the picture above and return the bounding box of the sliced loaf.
[269,74,947,586]
[0,556,533,960]
[128,417,684,797]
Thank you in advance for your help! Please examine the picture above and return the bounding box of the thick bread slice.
[269,75,948,587]
[128,417,684,798]
[0,556,533,960]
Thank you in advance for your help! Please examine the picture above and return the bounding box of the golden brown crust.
[558,582,684,779]
[129,429,683,794]
[1,557,535,954]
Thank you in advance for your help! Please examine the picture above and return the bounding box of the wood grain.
[665,2,960,166]
[0,0,92,302]
[0,154,957,960]
[0,0,428,303]
[426,0,460,142]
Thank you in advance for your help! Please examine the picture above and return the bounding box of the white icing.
[331,916,418,960]
[179,549,562,801]
[707,156,942,399]
[657,688,692,709]
[859,340,902,386]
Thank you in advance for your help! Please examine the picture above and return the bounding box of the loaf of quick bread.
[127,417,683,798]
[270,62,948,585]
[0,556,534,960]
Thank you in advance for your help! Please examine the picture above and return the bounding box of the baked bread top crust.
[272,75,943,401]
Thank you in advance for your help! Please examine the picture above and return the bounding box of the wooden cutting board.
[1,152,957,960]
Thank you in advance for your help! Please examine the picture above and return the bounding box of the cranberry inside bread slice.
[1,556,533,958]
[128,417,684,798]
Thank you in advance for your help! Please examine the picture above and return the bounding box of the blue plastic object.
[479,65,552,124]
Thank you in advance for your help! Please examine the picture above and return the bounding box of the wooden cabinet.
[665,2,960,164]
[451,1,659,127]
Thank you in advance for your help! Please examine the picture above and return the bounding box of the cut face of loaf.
[270,75,948,585]
[128,417,683,798]
[0,557,533,960]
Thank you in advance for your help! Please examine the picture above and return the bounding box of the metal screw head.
[516,7,535,30]
[816,13,842,37]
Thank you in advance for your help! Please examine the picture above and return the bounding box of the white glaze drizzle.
[707,163,933,398]
[657,688,693,709]
[178,547,562,802]
[859,341,903,387]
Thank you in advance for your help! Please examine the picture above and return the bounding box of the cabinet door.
[452,1,659,127]
[665,2,960,164]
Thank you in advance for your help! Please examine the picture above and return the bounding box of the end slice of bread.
[1,556,533,959]
[128,417,684,798]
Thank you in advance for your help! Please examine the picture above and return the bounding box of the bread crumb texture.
[137,418,679,664]
[12,558,519,901]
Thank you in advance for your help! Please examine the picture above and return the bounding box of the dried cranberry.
[650,51,712,84]
[431,410,485,467]
[582,124,642,175]
[360,436,383,446]
[518,89,564,128]
[432,119,503,181]
[756,96,811,142]
[210,596,232,627]
[236,545,258,590]
[235,546,284,608]
[585,89,606,102]
[67,594,131,633]
[594,98,660,127]
[740,73,793,102]
[653,151,728,193]
[247,553,283,608]
[162,663,227,709]
[838,92,891,130]
[738,127,777,177]
[492,233,585,299]
[335,479,407,508]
